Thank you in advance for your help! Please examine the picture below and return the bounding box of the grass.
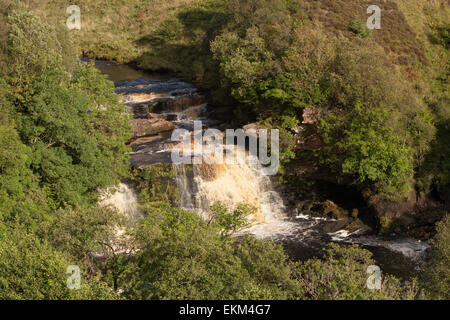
[5,0,447,111]
[299,0,429,70]
[35,0,200,62]
[14,1,443,76]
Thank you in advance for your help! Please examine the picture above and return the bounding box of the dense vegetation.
[35,0,448,200]
[0,1,448,300]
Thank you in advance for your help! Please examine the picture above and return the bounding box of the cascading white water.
[173,137,296,238]
[99,183,143,220]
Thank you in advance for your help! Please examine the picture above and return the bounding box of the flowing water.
[94,60,430,279]
[99,183,143,220]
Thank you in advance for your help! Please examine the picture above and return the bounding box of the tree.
[316,39,435,198]
[422,214,450,299]
[43,206,132,290]
[0,225,119,300]
[293,243,420,300]
[3,3,130,209]
[121,204,301,299]
[210,202,252,235]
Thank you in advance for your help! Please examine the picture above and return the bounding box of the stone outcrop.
[130,118,175,139]
[368,186,447,239]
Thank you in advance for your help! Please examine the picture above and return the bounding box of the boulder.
[301,200,348,219]
[130,118,175,139]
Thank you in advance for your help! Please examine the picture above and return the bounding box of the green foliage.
[0,2,131,298]
[316,39,435,198]
[0,0,447,301]
[422,214,450,299]
[210,202,252,235]
[226,0,294,55]
[294,243,420,300]
[121,204,301,299]
[42,206,127,277]
[211,27,276,104]
[235,236,301,299]
[259,115,298,178]
[429,23,450,49]
[0,225,119,300]
[6,2,63,86]
[2,3,130,209]
[416,121,450,190]
[0,113,35,218]
[280,28,334,110]
[319,103,413,197]
[133,164,178,206]
[349,20,372,38]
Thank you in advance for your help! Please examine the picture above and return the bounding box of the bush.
[122,204,299,299]
[294,243,420,300]
[3,3,130,209]
[422,214,450,299]
[0,226,119,300]
[349,20,372,38]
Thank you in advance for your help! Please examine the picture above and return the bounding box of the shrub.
[422,214,450,299]
[349,20,372,38]
[294,243,420,300]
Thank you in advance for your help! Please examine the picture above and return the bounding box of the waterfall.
[90,64,429,277]
[99,183,143,220]
[109,75,296,237]
[173,140,296,238]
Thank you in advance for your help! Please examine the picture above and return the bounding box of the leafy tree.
[0,225,119,300]
[422,214,450,299]
[3,3,130,209]
[293,243,420,300]
[210,202,252,235]
[121,203,300,299]
[43,206,131,288]
[226,0,294,55]
[235,235,301,299]
[0,113,34,217]
[211,27,276,104]
[317,40,435,198]
[319,103,413,197]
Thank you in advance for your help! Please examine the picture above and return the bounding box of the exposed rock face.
[367,187,446,239]
[295,107,323,152]
[130,118,175,139]
[119,78,206,169]
[153,94,204,113]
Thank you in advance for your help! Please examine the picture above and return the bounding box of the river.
[94,60,430,280]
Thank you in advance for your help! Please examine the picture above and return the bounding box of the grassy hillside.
[32,1,446,77]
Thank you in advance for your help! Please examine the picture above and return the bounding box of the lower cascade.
[173,147,296,238]
[99,182,143,220]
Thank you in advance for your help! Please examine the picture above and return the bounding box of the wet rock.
[165,113,180,121]
[301,200,349,220]
[153,94,204,113]
[131,104,154,119]
[320,218,352,234]
[130,151,173,168]
[130,118,175,139]
[147,112,165,119]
